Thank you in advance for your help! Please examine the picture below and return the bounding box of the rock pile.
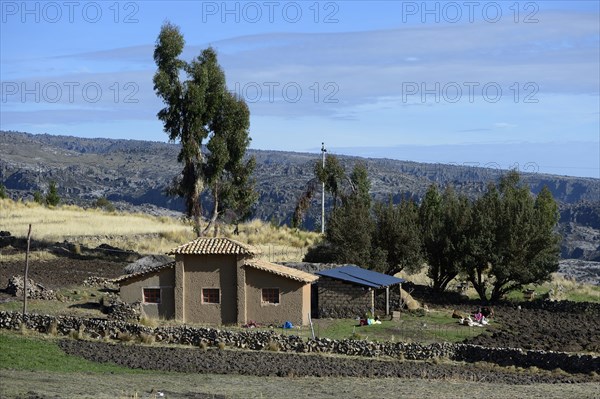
[100,294,141,322]
[82,276,115,289]
[6,276,56,300]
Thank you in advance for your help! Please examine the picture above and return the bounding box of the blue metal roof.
[315,265,405,289]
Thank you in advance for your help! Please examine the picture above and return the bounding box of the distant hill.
[1,130,599,261]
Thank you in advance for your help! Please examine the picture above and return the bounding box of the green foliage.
[420,185,471,292]
[487,173,560,301]
[373,198,423,275]
[464,171,560,302]
[93,197,115,212]
[305,165,559,297]
[153,22,256,235]
[0,183,7,199]
[314,154,346,208]
[45,180,60,206]
[320,163,388,271]
[33,190,44,204]
[0,331,142,373]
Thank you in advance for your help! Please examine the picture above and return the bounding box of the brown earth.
[464,303,600,353]
[0,257,600,384]
[0,258,126,291]
[405,283,600,354]
[2,257,599,361]
[58,339,597,384]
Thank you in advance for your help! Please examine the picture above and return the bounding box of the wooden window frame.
[261,288,280,305]
[202,288,220,304]
[143,287,161,304]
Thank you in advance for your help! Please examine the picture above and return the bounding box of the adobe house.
[116,237,317,326]
[314,265,404,318]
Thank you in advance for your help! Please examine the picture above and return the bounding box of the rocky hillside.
[1,130,598,260]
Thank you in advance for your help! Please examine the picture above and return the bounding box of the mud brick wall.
[317,276,374,318]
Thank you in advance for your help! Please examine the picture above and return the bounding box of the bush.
[0,184,7,199]
[117,331,134,342]
[303,242,337,263]
[217,341,226,350]
[94,197,115,212]
[33,191,44,204]
[139,315,158,328]
[45,181,60,206]
[47,319,58,336]
[139,332,155,345]
[267,341,280,352]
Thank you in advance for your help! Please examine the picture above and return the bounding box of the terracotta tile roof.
[244,259,318,283]
[113,261,175,284]
[168,237,259,256]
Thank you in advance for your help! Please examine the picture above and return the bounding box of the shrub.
[139,332,155,345]
[45,181,60,206]
[117,331,134,342]
[217,341,226,350]
[94,197,115,212]
[198,341,208,351]
[33,191,44,204]
[47,319,58,336]
[0,184,7,199]
[267,341,280,352]
[68,329,79,340]
[139,315,158,328]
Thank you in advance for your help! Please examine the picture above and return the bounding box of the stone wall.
[317,277,373,318]
[1,311,597,374]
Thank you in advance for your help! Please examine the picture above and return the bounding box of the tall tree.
[153,22,255,235]
[314,154,345,209]
[419,185,444,289]
[373,198,423,275]
[420,185,470,292]
[488,173,560,301]
[464,183,500,300]
[463,171,561,302]
[304,162,387,271]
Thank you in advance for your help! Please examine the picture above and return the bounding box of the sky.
[1,0,599,178]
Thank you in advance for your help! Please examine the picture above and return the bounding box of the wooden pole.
[385,286,390,316]
[309,313,315,339]
[22,224,32,318]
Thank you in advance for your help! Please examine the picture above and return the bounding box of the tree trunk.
[469,269,488,301]
[490,281,507,303]
[202,185,219,236]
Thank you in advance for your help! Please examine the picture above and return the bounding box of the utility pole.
[321,142,327,234]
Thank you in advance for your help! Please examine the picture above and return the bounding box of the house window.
[143,288,161,304]
[262,288,280,304]
[202,288,220,304]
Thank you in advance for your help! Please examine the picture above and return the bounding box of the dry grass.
[395,266,432,287]
[0,199,190,253]
[0,199,319,260]
[0,249,59,262]
[2,369,599,399]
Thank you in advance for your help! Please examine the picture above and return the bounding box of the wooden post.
[309,313,315,339]
[22,224,32,318]
[385,286,390,316]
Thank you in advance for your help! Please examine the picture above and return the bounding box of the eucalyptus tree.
[153,22,256,235]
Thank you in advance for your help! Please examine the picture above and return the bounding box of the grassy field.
[0,199,319,261]
[1,330,598,399]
